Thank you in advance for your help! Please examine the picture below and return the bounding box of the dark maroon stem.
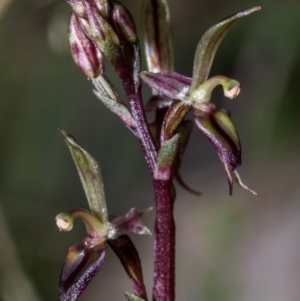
[111,53,157,174]
[152,179,175,301]
[112,49,175,301]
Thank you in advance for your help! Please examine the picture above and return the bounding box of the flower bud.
[68,13,102,78]
[94,0,112,19]
[112,2,137,44]
[81,0,120,52]
[68,0,86,18]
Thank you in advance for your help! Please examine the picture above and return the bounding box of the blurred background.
[0,0,300,300]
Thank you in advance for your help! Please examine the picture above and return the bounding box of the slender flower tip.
[242,6,262,15]
[58,128,78,146]
[68,1,86,18]
[56,213,74,231]
[141,206,153,217]
[229,6,261,20]
[223,79,241,99]
[232,169,259,196]
[225,165,258,196]
[139,207,153,235]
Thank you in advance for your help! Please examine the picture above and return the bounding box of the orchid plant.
[55,1,260,301]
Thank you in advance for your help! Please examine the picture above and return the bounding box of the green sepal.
[125,292,146,301]
[142,0,174,73]
[93,76,136,130]
[190,6,261,91]
[59,129,108,224]
[156,134,180,180]
[161,100,191,143]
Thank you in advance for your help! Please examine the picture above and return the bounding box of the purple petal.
[108,235,148,300]
[109,208,152,238]
[59,244,106,301]
[140,71,191,102]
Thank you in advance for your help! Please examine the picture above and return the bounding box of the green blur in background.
[0,0,300,300]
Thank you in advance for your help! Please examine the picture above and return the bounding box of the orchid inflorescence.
[55,1,260,300]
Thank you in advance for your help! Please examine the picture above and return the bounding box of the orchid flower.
[140,7,260,195]
[55,129,151,301]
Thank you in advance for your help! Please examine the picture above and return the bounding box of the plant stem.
[113,50,175,301]
[112,53,157,174]
[152,179,175,301]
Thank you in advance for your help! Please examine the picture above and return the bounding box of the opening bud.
[94,0,112,19]
[112,2,137,44]
[68,0,86,18]
[68,13,102,78]
[81,0,120,52]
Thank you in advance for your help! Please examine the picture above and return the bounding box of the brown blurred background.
[0,0,300,300]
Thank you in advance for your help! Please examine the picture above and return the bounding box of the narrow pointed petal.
[140,71,191,102]
[174,120,201,195]
[108,235,148,300]
[93,76,136,130]
[190,6,261,91]
[195,107,241,194]
[161,100,191,143]
[194,108,241,171]
[175,170,201,196]
[93,89,137,130]
[125,292,146,301]
[146,95,173,111]
[92,74,120,102]
[59,244,106,301]
[59,129,108,224]
[142,0,174,73]
[132,43,142,92]
[109,208,152,239]
[176,120,193,166]
[232,170,258,196]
